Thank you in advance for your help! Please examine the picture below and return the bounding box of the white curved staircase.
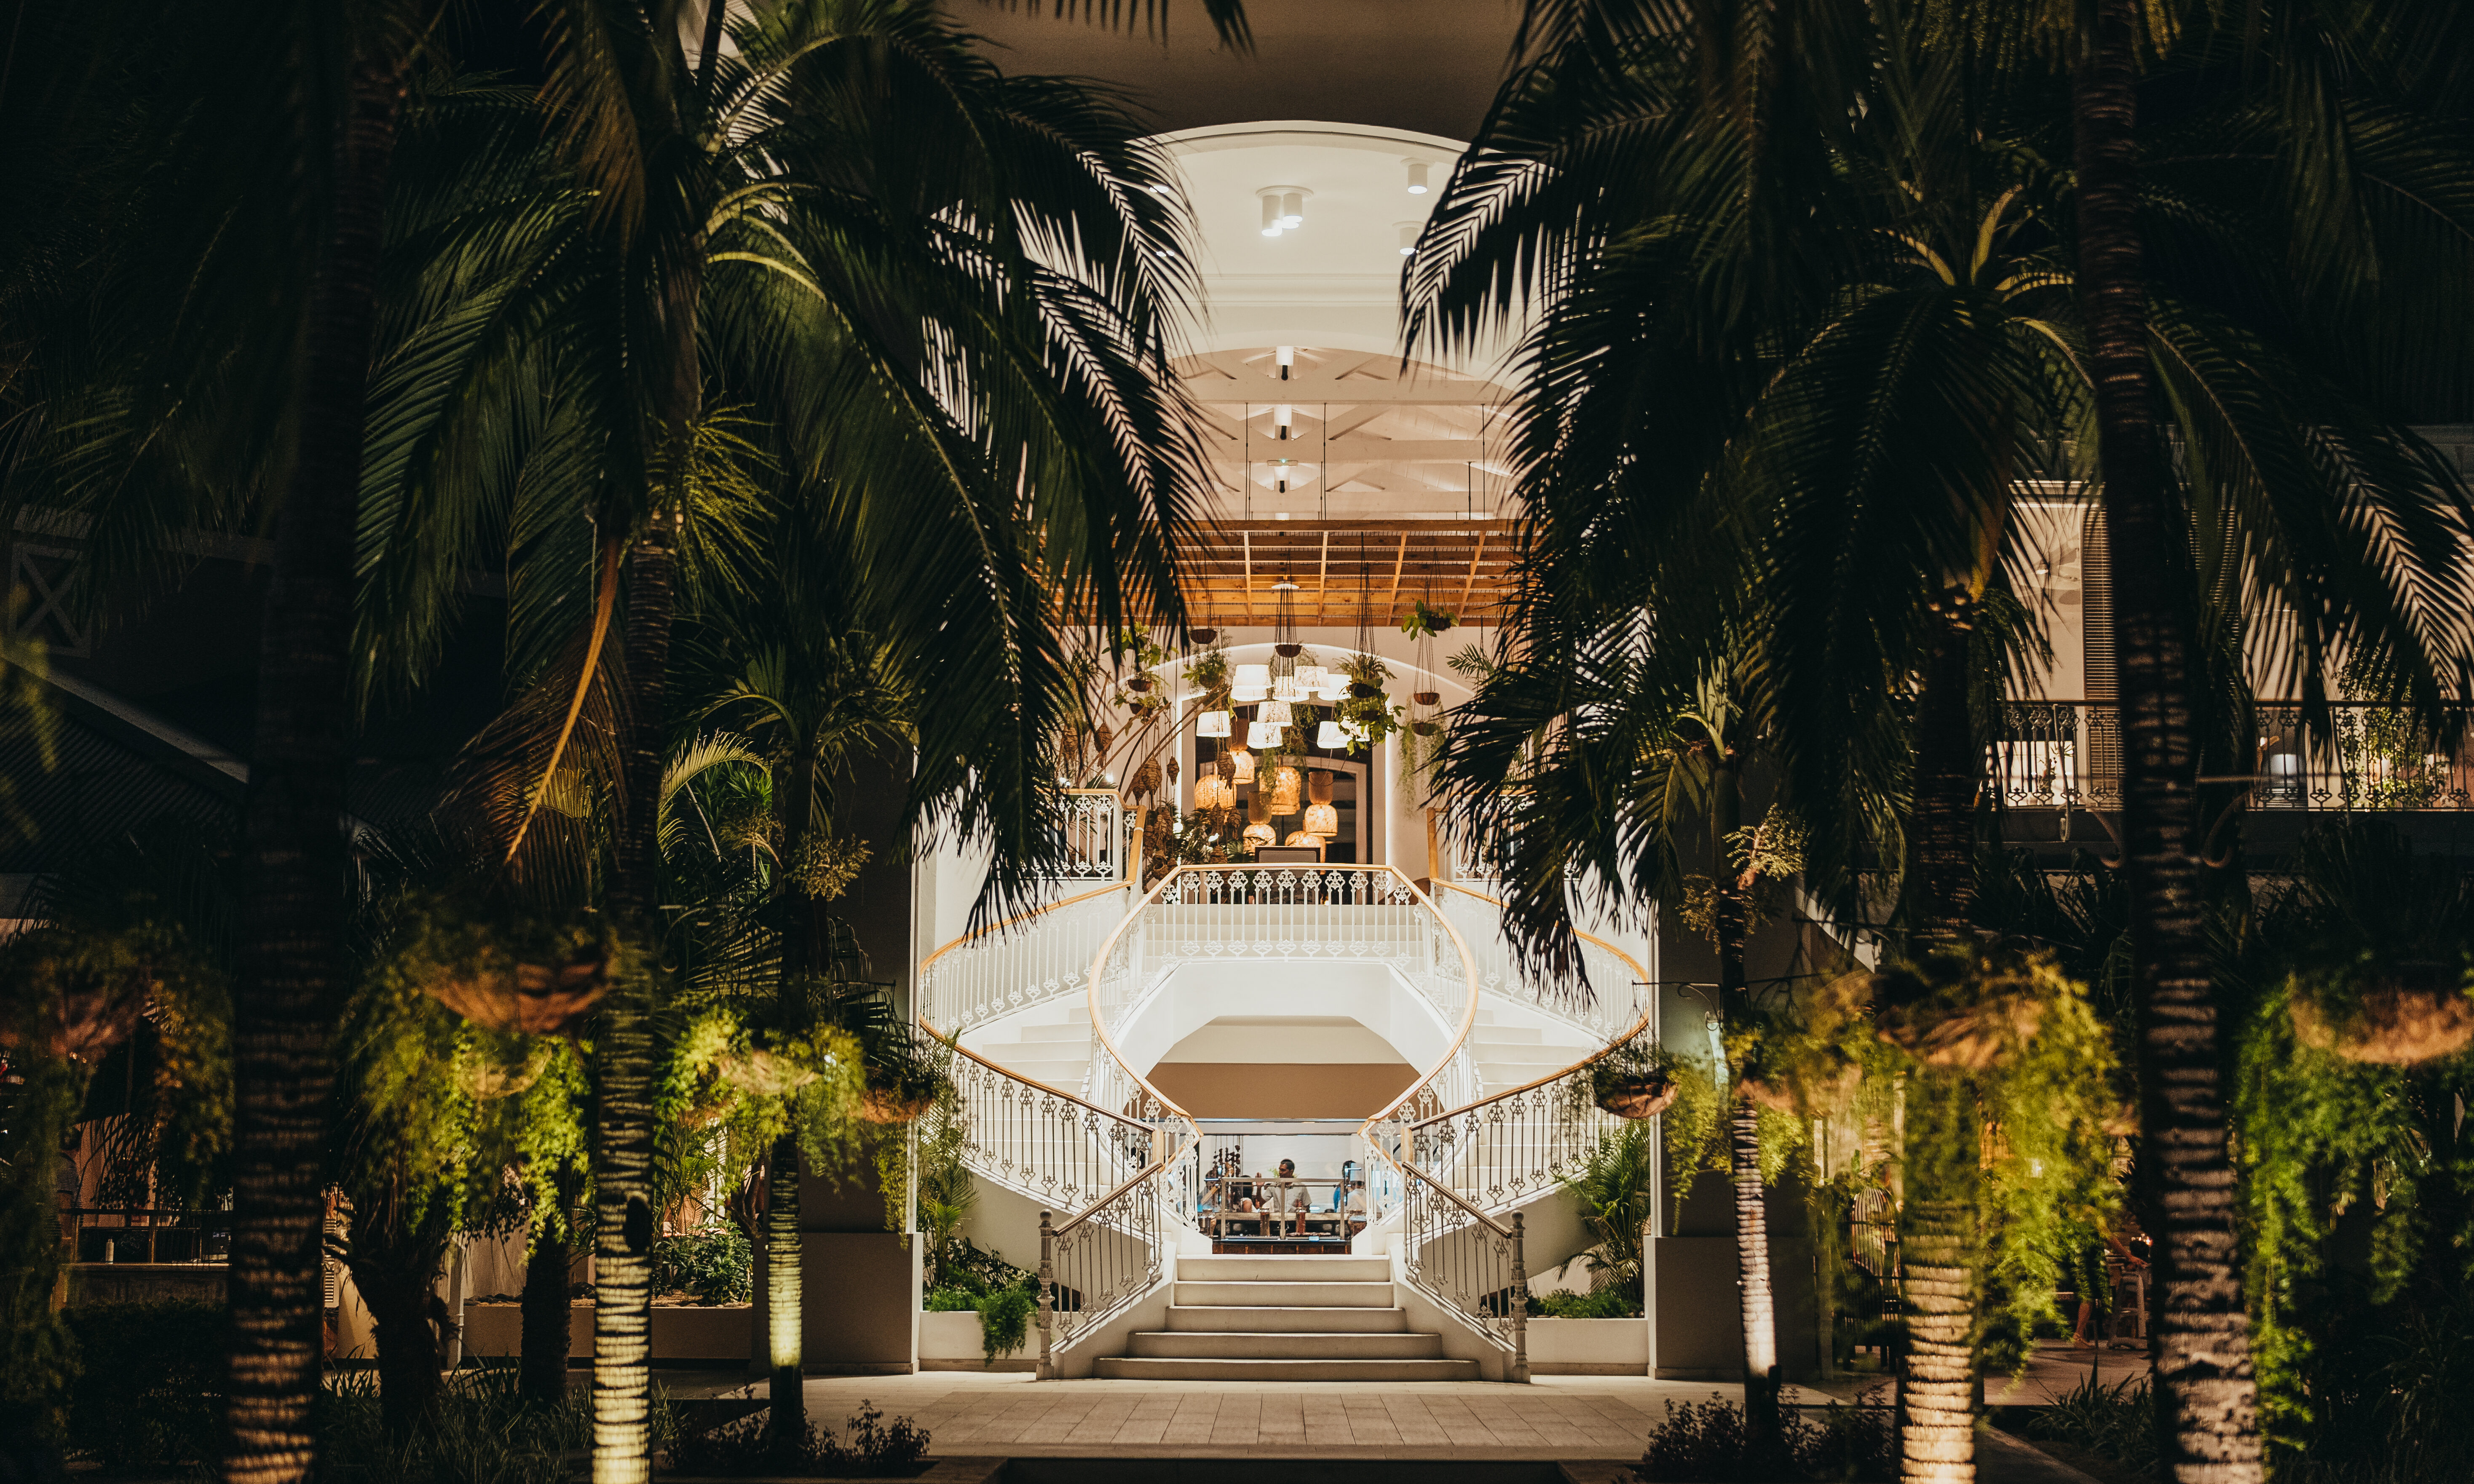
[918,863,1656,1383]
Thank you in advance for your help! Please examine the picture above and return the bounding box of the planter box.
[461,1301,752,1366]
[918,1308,1034,1372]
[1526,1316,1647,1375]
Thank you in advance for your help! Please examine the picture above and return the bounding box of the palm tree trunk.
[590,276,695,1484]
[225,54,407,1484]
[1912,601,1979,944]
[767,750,819,1450]
[1896,610,1987,1484]
[765,1136,804,1455]
[2072,7,2264,1480]
[519,1198,575,1405]
[1709,748,1782,1444]
[349,1241,450,1441]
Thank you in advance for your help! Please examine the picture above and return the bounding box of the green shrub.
[2022,1377,2160,1479]
[64,1300,224,1470]
[1637,1394,1893,1483]
[652,1222,752,1305]
[1532,1284,1642,1319]
[664,1401,929,1477]
[976,1285,1034,1364]
[921,1286,980,1312]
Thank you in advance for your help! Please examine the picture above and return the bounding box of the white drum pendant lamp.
[1260,699,1294,727]
[1197,709,1232,738]
[1316,719,1349,749]
[1246,720,1283,749]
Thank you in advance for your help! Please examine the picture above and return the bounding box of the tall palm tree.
[1413,4,2474,1479]
[354,7,1230,1474]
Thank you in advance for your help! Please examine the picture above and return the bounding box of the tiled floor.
[718,1373,1836,1460]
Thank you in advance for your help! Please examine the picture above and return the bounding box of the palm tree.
[354,7,1232,1473]
[1413,3,2474,1478]
[698,610,908,1449]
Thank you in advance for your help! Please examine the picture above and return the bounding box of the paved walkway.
[717,1372,1836,1460]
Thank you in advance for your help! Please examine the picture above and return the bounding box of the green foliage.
[1563,1121,1660,1289]
[1532,1285,1641,1319]
[1870,946,2124,1378]
[907,1094,977,1286]
[1400,599,1456,638]
[2019,1377,2161,1480]
[1636,1394,1894,1482]
[0,1057,84,1450]
[653,1222,752,1305]
[974,1285,1034,1365]
[316,1361,600,1484]
[62,1302,225,1470]
[668,1402,930,1478]
[1659,1051,1732,1185]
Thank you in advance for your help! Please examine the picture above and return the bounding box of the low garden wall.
[461,1301,753,1366]
[1526,1316,1649,1375]
[916,1307,1033,1372]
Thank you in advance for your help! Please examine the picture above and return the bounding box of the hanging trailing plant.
[1400,598,1456,638]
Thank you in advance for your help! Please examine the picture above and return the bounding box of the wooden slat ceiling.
[1181,519,1519,628]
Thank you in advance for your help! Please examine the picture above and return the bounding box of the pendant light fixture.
[1197,708,1232,738]
[1229,748,1256,783]
[1316,719,1349,749]
[1245,719,1283,749]
[1268,765,1301,815]
[1260,698,1294,728]
[1232,663,1272,702]
[1303,802,1339,838]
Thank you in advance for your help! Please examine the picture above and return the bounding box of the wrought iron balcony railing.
[1992,700,2474,814]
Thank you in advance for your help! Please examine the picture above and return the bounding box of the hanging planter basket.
[1594,1077,1678,1120]
[429,947,610,1037]
[1126,674,1154,693]
[1876,990,2043,1071]
[1188,628,1218,645]
[1350,682,1383,699]
[0,963,151,1065]
[2290,983,2474,1065]
[1412,720,1442,738]
[715,1048,819,1098]
[455,1043,553,1101]
[860,1086,939,1124]
[1414,691,1440,707]
[1274,642,1303,659]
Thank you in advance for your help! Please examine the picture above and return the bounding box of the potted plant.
[1590,1040,1685,1120]
[1400,598,1456,639]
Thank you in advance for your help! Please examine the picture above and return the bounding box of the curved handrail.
[1421,880,1657,1102]
[1403,881,1661,1215]
[1356,1120,1530,1377]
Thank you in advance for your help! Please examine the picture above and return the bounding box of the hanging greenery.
[1867,946,2124,1376]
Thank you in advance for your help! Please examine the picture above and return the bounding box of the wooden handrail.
[1408,880,1657,1131]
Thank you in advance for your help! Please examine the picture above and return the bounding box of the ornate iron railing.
[1400,885,1657,1214]
[1035,1137,1187,1377]
[1392,1156,1529,1379]
[1991,700,2474,814]
[917,883,1130,1037]
[933,1040,1156,1213]
[1053,788,1131,879]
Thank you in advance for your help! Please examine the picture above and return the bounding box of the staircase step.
[1172,1280,1395,1308]
[1177,1254,1390,1282]
[1130,1330,1443,1359]
[1470,1027,1546,1045]
[1164,1304,1411,1333]
[1094,1356,1480,1381]
[1012,1022,1094,1043]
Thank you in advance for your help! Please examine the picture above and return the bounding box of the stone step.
[1162,1304,1411,1334]
[1171,1280,1395,1308]
[1011,1022,1094,1043]
[1130,1329,1444,1359]
[1093,1356,1481,1381]
[1176,1254,1391,1282]
[1469,1026,1546,1045]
